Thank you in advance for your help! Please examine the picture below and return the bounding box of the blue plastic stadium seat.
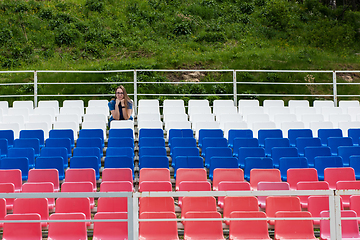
[227,129,253,149]
[20,129,45,148]
[139,156,169,169]
[0,130,14,148]
[73,147,101,168]
[232,138,259,158]
[79,129,105,148]
[40,147,69,169]
[174,156,204,178]
[45,138,72,158]
[107,137,134,149]
[171,147,200,168]
[139,137,165,148]
[204,147,232,169]
[106,147,134,159]
[237,147,265,169]
[201,137,228,157]
[327,137,353,156]
[296,137,321,156]
[139,146,167,157]
[279,157,308,181]
[348,129,360,146]
[209,156,238,180]
[314,156,343,180]
[14,138,40,158]
[271,147,298,168]
[170,137,197,156]
[0,139,8,158]
[304,146,331,168]
[318,128,343,146]
[0,157,29,180]
[258,129,283,147]
[337,146,360,167]
[8,147,35,169]
[76,137,103,158]
[349,156,360,180]
[198,129,223,148]
[244,157,273,181]
[288,129,312,147]
[168,129,194,148]
[138,128,163,139]
[104,156,134,178]
[108,128,134,139]
[70,156,100,180]
[35,156,65,180]
[49,129,75,149]
[264,138,290,157]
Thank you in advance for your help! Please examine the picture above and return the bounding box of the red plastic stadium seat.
[175,168,207,191]
[336,180,360,208]
[287,168,318,190]
[93,212,128,240]
[320,210,360,240]
[324,167,355,189]
[65,168,96,192]
[178,181,211,207]
[22,182,55,211]
[229,211,271,240]
[181,197,217,219]
[28,169,60,192]
[48,213,87,240]
[138,181,172,192]
[102,168,133,185]
[184,211,225,240]
[275,211,317,240]
[223,196,259,225]
[55,198,91,227]
[296,181,329,209]
[139,168,170,184]
[3,213,42,240]
[266,196,301,226]
[308,196,344,226]
[13,198,49,228]
[0,183,15,211]
[61,181,95,209]
[257,182,290,209]
[139,212,179,240]
[0,169,22,192]
[212,168,244,191]
[139,197,175,214]
[250,169,281,191]
[217,181,251,209]
[98,181,133,212]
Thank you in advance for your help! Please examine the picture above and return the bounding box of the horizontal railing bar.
[37,82,132,85]
[236,70,334,73]
[138,69,233,72]
[237,82,333,85]
[0,192,133,198]
[37,70,134,73]
[139,217,328,222]
[237,94,333,97]
[0,83,33,86]
[0,219,129,223]
[0,70,34,73]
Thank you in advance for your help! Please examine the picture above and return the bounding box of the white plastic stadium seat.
[165,121,191,133]
[309,121,333,137]
[25,122,50,139]
[163,106,186,115]
[188,106,212,119]
[59,107,82,123]
[85,107,109,117]
[295,107,317,121]
[321,107,343,121]
[268,107,290,121]
[238,99,259,114]
[13,101,34,114]
[53,121,79,140]
[252,122,276,138]
[81,121,107,140]
[281,122,305,138]
[195,121,220,140]
[246,114,270,129]
[137,106,160,115]
[273,114,297,129]
[29,114,52,130]
[38,100,60,115]
[63,100,84,116]
[263,100,284,114]
[33,107,56,123]
[0,101,9,115]
[339,121,360,137]
[8,108,30,122]
[313,100,334,114]
[213,100,234,116]
[346,107,360,121]
[83,114,107,124]
[288,100,309,113]
[339,100,360,112]
[56,114,81,128]
[301,114,324,128]
[88,100,109,108]
[222,122,249,139]
[241,107,264,121]
[188,100,209,114]
[138,121,163,130]
[2,115,25,130]
[137,113,161,123]
[329,114,351,128]
[163,114,188,124]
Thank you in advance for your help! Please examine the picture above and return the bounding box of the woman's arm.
[111,99,121,120]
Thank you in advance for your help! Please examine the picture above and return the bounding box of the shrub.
[55,25,81,46]
[85,0,105,13]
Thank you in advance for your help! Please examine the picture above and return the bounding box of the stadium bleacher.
[1,98,360,239]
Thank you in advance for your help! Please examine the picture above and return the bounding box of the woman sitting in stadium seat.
[108,85,133,126]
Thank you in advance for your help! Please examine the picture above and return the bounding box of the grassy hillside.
[0,0,359,70]
[0,0,359,105]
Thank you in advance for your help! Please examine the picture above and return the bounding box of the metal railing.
[1,69,360,111]
[0,189,356,240]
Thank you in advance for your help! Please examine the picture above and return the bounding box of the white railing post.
[329,192,342,240]
[127,194,134,240]
[333,71,337,107]
[134,70,137,115]
[34,70,38,107]
[233,70,237,106]
[132,192,139,240]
